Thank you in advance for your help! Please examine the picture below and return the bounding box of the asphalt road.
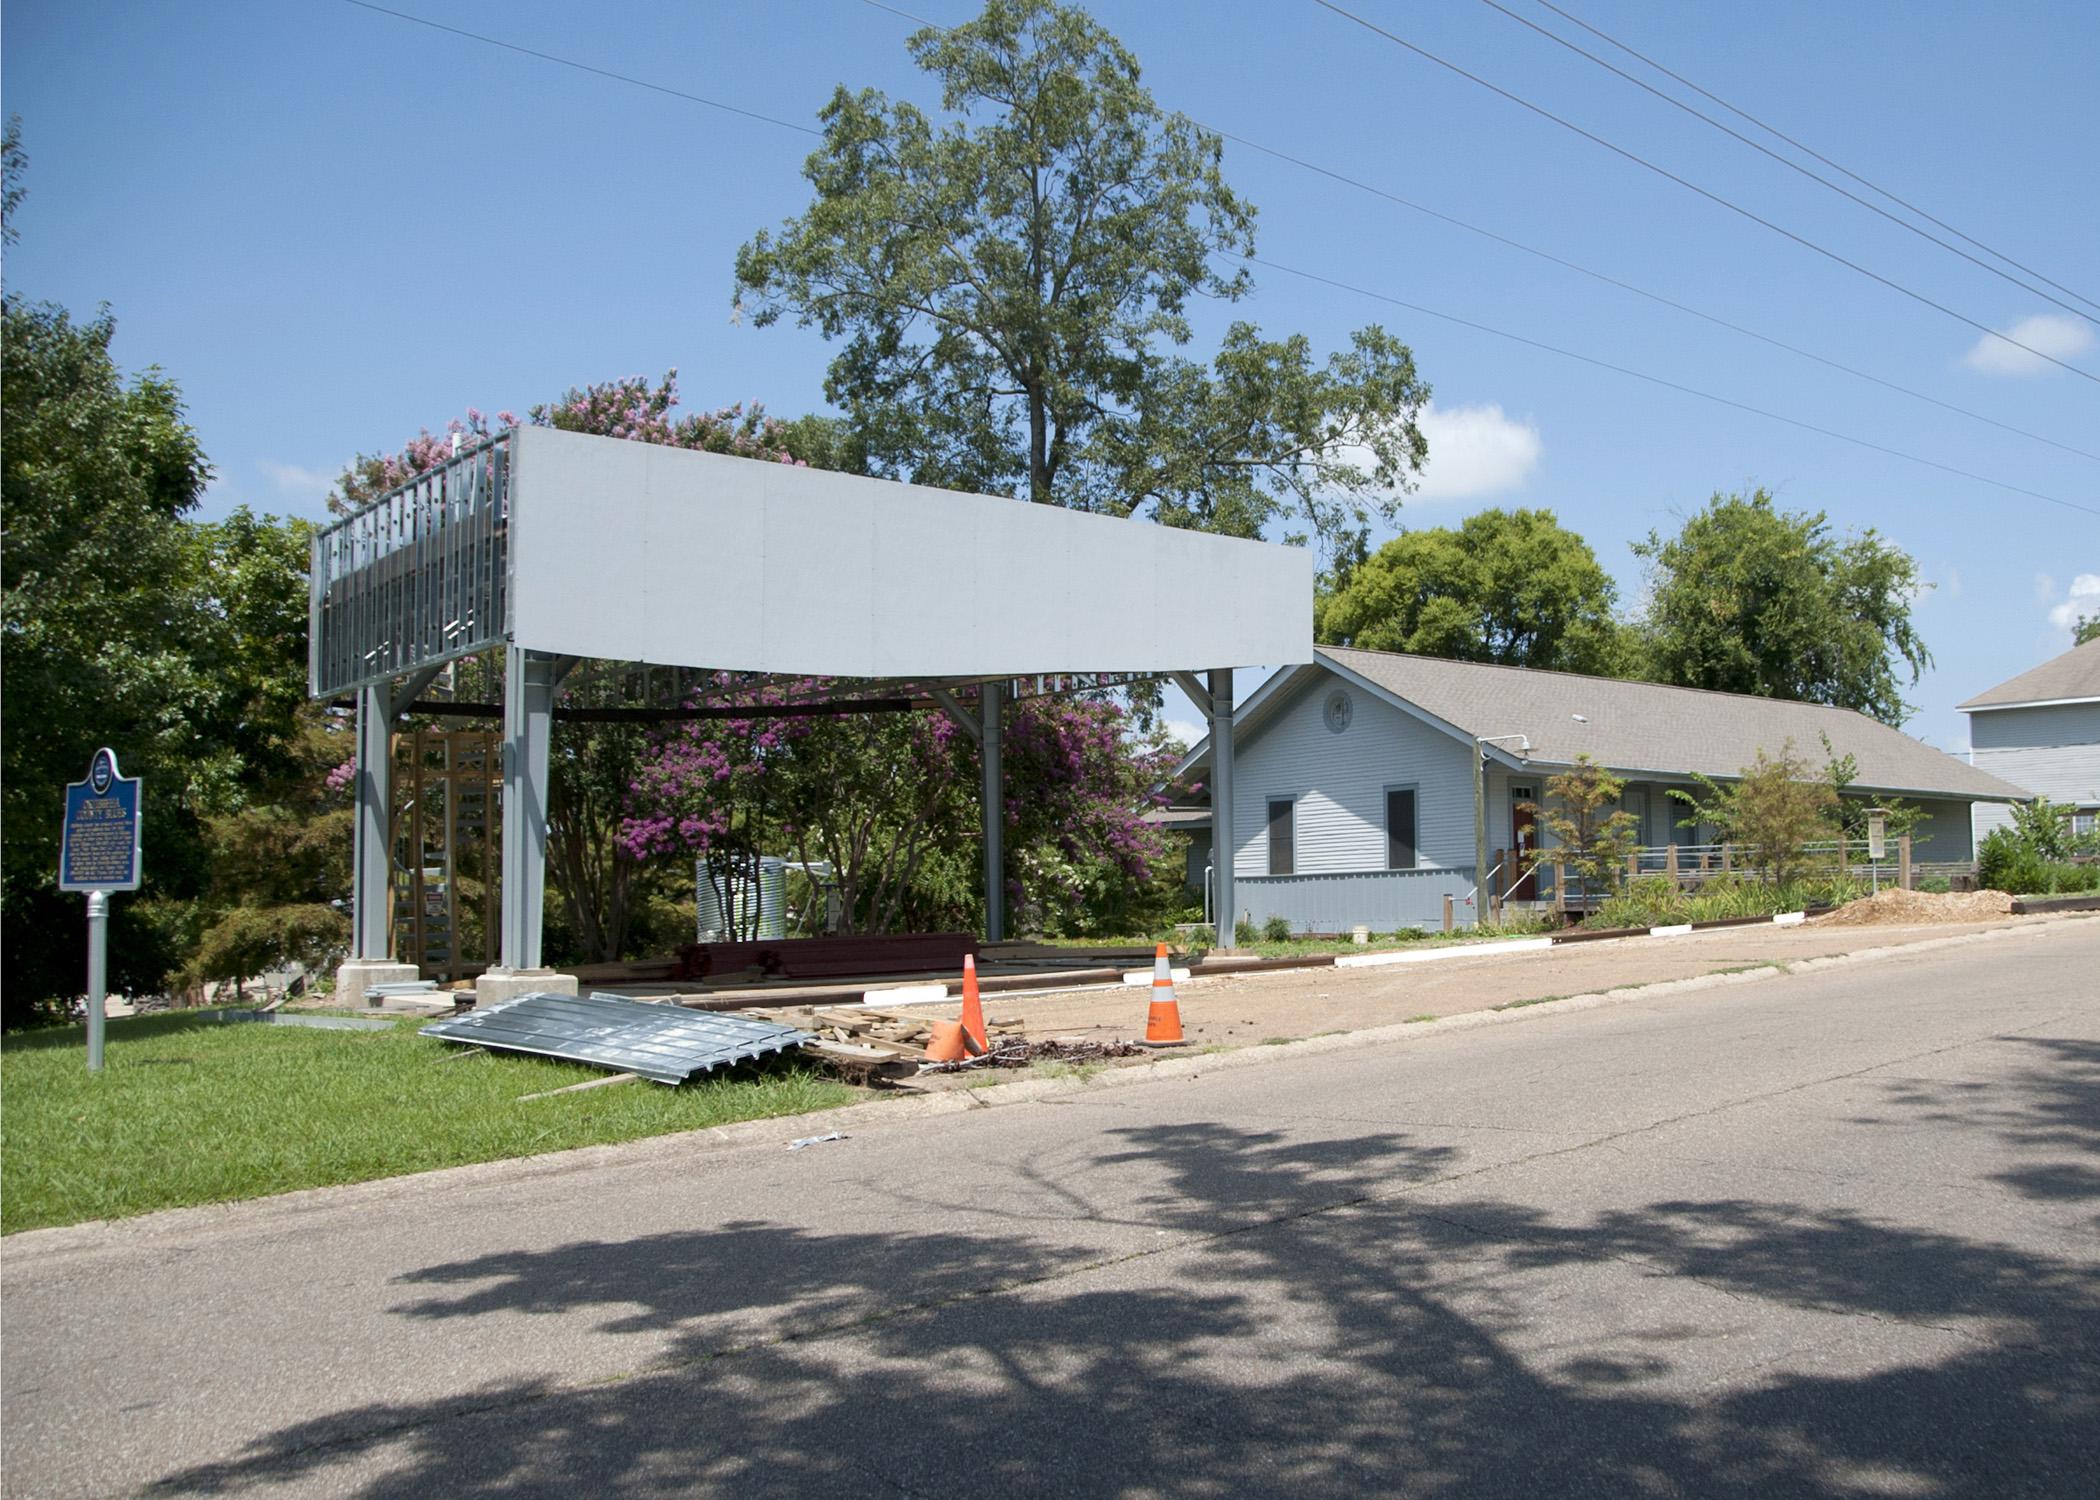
[5,920,2096,1498]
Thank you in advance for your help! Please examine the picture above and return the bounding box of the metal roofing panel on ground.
[421,992,810,1083]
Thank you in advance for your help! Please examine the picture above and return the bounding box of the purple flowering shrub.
[620,684,1176,936]
[328,371,801,513]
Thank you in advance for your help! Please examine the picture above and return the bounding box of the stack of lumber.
[981,940,1163,968]
[562,957,682,985]
[675,932,978,982]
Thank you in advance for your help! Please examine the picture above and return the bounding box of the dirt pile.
[1816,887,2015,926]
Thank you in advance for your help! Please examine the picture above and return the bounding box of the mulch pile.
[1816,888,2015,926]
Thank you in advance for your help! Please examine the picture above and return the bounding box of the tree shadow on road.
[1874,1035,2100,1206]
[148,1114,2100,1498]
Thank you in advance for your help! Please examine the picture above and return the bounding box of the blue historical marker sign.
[61,748,143,893]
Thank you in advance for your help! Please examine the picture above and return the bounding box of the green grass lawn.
[1,1012,854,1234]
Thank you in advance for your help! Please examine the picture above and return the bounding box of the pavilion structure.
[310,426,1309,1003]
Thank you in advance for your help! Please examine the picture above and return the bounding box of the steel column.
[1209,668,1235,947]
[353,682,392,959]
[499,646,557,970]
[981,682,1005,942]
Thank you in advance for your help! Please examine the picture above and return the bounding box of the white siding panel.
[1231,671,1476,879]
[1968,702,2100,751]
[1970,743,2100,807]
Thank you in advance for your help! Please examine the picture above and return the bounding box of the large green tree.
[2,125,318,1019]
[733,0,1429,554]
[1631,489,1928,725]
[2,295,247,1019]
[1314,508,1625,673]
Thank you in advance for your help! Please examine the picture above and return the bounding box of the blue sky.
[5,0,2095,754]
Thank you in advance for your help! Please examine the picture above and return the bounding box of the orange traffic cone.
[959,953,989,1052]
[1141,942,1185,1047]
[925,1020,970,1062]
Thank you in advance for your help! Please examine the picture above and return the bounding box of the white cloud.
[259,460,336,505]
[2046,572,2100,635]
[1408,401,1542,502]
[1962,313,2095,376]
[1163,718,1206,751]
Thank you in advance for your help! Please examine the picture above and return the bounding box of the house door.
[1510,786,1539,901]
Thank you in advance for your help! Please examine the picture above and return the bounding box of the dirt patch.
[1816,888,2015,925]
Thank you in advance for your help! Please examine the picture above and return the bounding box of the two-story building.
[1961,637,2100,843]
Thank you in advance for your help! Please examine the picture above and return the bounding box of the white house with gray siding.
[1960,638,2100,843]
[1178,648,2028,934]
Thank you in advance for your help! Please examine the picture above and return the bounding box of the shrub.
[1233,917,1258,946]
[1591,875,1682,929]
[1388,926,1427,943]
[1979,827,2047,894]
[1475,911,1555,938]
[1261,915,1293,942]
[1917,876,1951,894]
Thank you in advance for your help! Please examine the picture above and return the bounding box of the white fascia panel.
[508,428,1309,676]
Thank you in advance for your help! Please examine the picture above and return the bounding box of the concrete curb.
[6,917,2076,1264]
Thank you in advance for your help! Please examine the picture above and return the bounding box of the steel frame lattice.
[309,433,513,698]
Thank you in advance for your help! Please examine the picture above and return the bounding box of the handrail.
[1463,861,1504,906]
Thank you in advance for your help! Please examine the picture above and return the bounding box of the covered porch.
[310,426,1311,1004]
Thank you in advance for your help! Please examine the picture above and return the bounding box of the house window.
[1386,787,1418,870]
[2074,810,2097,837]
[1267,798,1296,876]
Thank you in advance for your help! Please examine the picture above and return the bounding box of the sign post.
[60,748,143,1072]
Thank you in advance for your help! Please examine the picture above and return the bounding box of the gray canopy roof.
[1207,648,2027,803]
[1957,638,2100,711]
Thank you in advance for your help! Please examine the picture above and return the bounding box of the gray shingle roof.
[1956,638,2100,710]
[1312,648,2027,801]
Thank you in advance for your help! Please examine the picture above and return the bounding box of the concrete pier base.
[474,968,579,1007]
[334,960,421,1007]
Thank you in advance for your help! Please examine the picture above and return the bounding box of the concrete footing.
[475,969,579,1006]
[334,960,421,1007]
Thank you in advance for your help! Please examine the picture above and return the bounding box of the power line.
[865,0,2093,462]
[1474,0,2098,323]
[337,0,2098,518]
[337,0,822,138]
[1528,0,2100,319]
[865,0,2094,462]
[1307,0,2099,386]
[1214,131,2100,466]
[1241,254,2098,519]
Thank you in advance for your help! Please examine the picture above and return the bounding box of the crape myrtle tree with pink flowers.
[620,679,1182,938]
[336,372,1187,958]
[329,371,835,962]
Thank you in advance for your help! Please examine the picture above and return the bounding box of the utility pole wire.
[334,0,2098,518]
[338,0,822,137]
[1475,0,2097,323]
[1242,254,2097,519]
[1307,0,2098,386]
[1217,130,2099,466]
[1528,0,2100,319]
[869,0,2095,462]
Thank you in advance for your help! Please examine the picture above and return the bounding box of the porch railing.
[1486,836,1973,914]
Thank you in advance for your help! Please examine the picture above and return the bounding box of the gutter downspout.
[1472,737,1488,919]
